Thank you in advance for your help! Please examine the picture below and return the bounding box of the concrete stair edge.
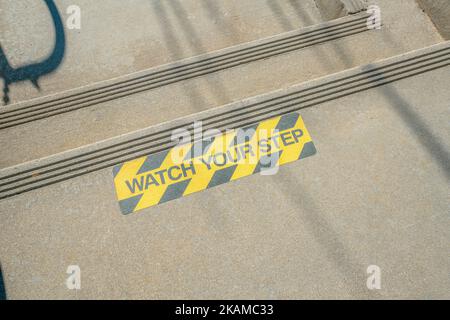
[0,13,370,119]
[0,40,448,199]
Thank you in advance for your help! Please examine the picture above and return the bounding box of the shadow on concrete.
[0,264,6,300]
[275,2,448,176]
[149,0,235,108]
[265,2,448,295]
[0,0,65,105]
[149,0,207,108]
[199,0,240,43]
[165,0,230,105]
[379,82,450,180]
[266,0,295,32]
[285,0,354,68]
[276,172,375,298]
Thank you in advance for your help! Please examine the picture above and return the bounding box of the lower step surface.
[0,43,448,299]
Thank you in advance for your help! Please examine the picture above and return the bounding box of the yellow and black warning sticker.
[113,112,316,214]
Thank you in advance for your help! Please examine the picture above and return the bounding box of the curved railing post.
[0,0,66,105]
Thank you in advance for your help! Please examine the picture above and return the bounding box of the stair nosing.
[0,13,371,127]
[0,41,449,200]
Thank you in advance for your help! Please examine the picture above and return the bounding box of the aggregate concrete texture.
[0,0,444,168]
[0,63,449,299]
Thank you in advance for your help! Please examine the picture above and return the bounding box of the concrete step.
[0,0,443,168]
[0,41,448,200]
[0,13,373,130]
[417,0,450,39]
[0,0,326,104]
[0,42,448,299]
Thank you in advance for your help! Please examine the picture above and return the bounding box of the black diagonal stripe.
[112,163,123,177]
[230,123,259,148]
[137,149,170,175]
[159,179,191,204]
[275,112,300,132]
[299,141,317,159]
[253,150,283,174]
[118,194,143,215]
[207,165,238,189]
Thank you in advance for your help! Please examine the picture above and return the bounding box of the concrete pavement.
[0,0,448,300]
[0,43,449,299]
[0,0,444,168]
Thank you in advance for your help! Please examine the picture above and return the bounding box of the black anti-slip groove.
[1,60,448,200]
[0,46,448,184]
[0,15,368,117]
[0,17,370,128]
[0,46,448,199]
[0,26,369,128]
[0,25,369,127]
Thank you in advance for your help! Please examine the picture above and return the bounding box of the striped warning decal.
[113,113,316,214]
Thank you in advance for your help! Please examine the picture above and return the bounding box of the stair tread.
[0,41,448,200]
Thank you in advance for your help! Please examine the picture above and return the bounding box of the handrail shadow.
[0,0,65,105]
[0,264,6,300]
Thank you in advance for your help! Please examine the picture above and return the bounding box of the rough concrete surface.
[417,0,450,39]
[0,0,449,300]
[0,0,324,104]
[0,0,444,168]
[0,61,449,299]
[315,0,368,20]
